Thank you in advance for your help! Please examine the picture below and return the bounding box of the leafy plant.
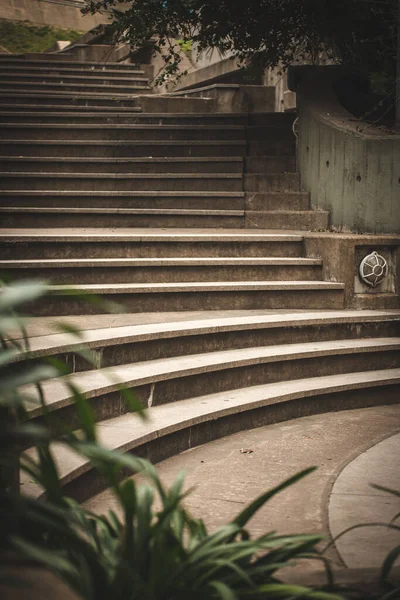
[1,280,345,599]
[0,19,82,54]
[82,0,398,92]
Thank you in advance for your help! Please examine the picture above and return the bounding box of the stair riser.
[0,159,243,174]
[0,177,243,193]
[249,113,296,126]
[248,141,296,156]
[246,193,310,211]
[0,213,244,229]
[0,95,142,109]
[0,241,304,259]
[26,289,345,316]
[0,114,249,126]
[0,69,145,79]
[30,352,400,431]
[0,128,245,142]
[0,195,245,210]
[0,142,246,158]
[245,212,329,231]
[0,76,147,86]
[0,83,150,94]
[3,265,322,285]
[23,321,400,374]
[247,126,295,141]
[245,173,301,192]
[47,385,400,503]
[245,156,296,173]
[0,59,145,71]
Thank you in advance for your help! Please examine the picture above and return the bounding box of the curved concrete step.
[23,368,400,501]
[1,256,322,284]
[0,139,247,157]
[24,338,400,421]
[10,310,400,370]
[26,281,345,315]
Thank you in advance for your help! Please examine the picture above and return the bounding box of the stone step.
[0,156,244,174]
[25,281,345,315]
[245,156,296,173]
[245,210,329,231]
[0,229,305,259]
[25,338,400,424]
[0,57,146,70]
[0,139,247,157]
[23,368,400,501]
[247,125,295,141]
[0,207,244,229]
[0,73,149,86]
[0,123,246,141]
[248,140,296,156]
[245,173,301,192]
[0,81,151,94]
[245,192,310,211]
[12,310,400,373]
[0,65,146,78]
[1,256,322,284]
[0,92,213,113]
[0,191,245,210]
[0,172,243,192]
[0,92,143,109]
[0,111,250,126]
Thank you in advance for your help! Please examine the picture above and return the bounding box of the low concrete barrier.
[290,66,400,234]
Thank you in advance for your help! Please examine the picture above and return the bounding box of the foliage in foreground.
[0,280,398,599]
[82,0,397,91]
[0,19,81,54]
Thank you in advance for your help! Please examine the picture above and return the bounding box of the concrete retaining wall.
[293,67,400,234]
[0,0,107,30]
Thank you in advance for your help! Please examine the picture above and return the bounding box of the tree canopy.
[83,0,397,91]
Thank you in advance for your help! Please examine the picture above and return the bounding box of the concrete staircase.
[1,53,399,505]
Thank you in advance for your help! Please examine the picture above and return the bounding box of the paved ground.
[85,404,400,573]
[330,432,400,569]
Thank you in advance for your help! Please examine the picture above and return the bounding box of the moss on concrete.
[0,19,82,54]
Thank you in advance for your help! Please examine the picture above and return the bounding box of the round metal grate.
[359,251,388,288]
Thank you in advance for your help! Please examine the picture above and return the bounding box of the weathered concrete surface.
[0,0,106,30]
[164,84,275,113]
[85,405,400,575]
[292,66,400,234]
[330,432,400,568]
[303,231,400,309]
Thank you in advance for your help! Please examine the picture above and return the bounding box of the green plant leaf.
[0,280,48,312]
[380,544,400,584]
[0,364,59,393]
[208,580,238,600]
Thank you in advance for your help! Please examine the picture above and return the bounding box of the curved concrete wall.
[293,67,400,234]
